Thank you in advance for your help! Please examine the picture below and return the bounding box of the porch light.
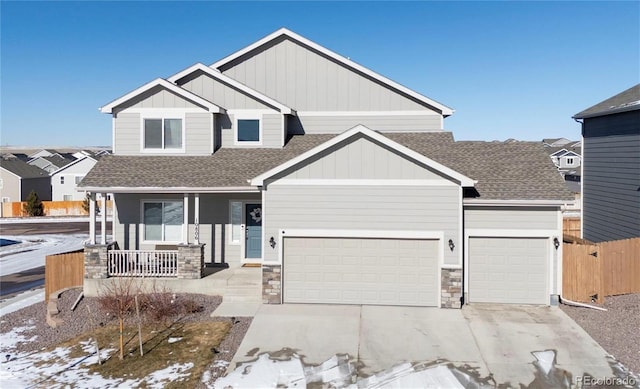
[269,237,276,249]
[553,237,560,250]
[448,239,455,251]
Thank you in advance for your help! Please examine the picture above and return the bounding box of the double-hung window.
[144,118,183,150]
[143,201,183,242]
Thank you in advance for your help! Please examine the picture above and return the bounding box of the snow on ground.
[0,234,87,276]
[0,216,111,224]
[0,289,45,316]
[0,336,196,388]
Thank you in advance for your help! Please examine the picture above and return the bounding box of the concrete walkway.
[225,303,617,387]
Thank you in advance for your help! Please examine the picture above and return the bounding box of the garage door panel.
[469,237,548,305]
[284,237,439,306]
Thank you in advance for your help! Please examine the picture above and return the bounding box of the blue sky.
[1,1,638,147]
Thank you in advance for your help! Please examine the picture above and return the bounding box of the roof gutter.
[463,199,569,207]
[77,186,260,194]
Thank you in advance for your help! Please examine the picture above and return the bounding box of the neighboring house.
[548,148,581,170]
[0,156,52,202]
[542,138,572,148]
[50,156,98,201]
[573,84,640,242]
[28,154,75,174]
[80,28,572,308]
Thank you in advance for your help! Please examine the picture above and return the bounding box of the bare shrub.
[97,278,141,360]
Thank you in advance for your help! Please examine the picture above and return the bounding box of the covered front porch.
[84,190,262,280]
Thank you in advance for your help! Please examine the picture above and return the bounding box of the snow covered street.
[0,234,87,276]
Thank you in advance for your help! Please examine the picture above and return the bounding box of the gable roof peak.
[211,28,454,117]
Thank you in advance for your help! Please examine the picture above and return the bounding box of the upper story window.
[144,118,183,150]
[566,157,574,165]
[234,114,262,145]
[60,176,65,184]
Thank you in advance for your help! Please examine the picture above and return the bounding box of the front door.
[245,203,262,259]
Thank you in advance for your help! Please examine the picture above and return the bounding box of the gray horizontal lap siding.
[220,113,282,148]
[582,111,640,242]
[220,37,431,112]
[265,185,460,265]
[287,114,442,134]
[114,112,212,155]
[464,207,559,230]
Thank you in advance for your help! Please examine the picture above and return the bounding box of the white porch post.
[194,193,200,245]
[89,192,96,244]
[183,193,189,244]
[100,194,107,244]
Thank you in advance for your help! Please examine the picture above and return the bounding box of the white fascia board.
[49,156,96,177]
[550,149,569,157]
[251,124,475,187]
[463,199,567,207]
[167,63,293,114]
[210,28,453,116]
[99,78,223,114]
[77,186,259,194]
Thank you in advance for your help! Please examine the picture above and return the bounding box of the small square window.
[237,119,260,142]
[60,176,65,184]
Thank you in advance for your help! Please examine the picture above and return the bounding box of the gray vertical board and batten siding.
[271,136,450,180]
[113,193,260,265]
[582,110,640,242]
[119,86,201,110]
[219,37,437,112]
[287,114,442,134]
[179,71,272,110]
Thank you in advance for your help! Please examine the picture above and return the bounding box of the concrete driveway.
[220,304,619,388]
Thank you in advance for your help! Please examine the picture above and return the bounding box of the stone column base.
[441,268,463,308]
[262,264,281,304]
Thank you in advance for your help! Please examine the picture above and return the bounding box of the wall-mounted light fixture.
[553,237,560,250]
[448,239,455,251]
[269,237,276,249]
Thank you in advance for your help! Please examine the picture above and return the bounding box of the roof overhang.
[77,186,259,194]
[100,78,224,114]
[573,101,640,119]
[463,199,569,207]
[251,124,476,187]
[210,28,454,117]
[167,63,293,114]
[50,156,97,177]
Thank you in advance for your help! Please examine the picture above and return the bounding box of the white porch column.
[183,193,189,244]
[100,194,107,244]
[194,193,200,245]
[89,192,96,244]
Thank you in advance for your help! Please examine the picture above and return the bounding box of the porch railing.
[108,250,178,277]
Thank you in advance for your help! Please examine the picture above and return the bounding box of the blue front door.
[245,204,262,259]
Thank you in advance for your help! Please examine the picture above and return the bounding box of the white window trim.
[140,199,184,244]
[140,112,187,153]
[233,113,263,146]
[228,200,244,245]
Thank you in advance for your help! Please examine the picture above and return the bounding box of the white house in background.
[50,156,98,201]
[549,148,581,170]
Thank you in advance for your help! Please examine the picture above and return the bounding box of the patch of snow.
[532,350,555,375]
[353,364,464,389]
[168,337,182,344]
[0,289,44,315]
[144,362,194,388]
[0,324,37,351]
[214,353,306,388]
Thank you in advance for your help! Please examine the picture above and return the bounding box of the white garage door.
[469,237,549,304]
[283,237,439,306]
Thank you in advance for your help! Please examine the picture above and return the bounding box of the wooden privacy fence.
[562,217,581,237]
[45,250,85,302]
[563,236,640,303]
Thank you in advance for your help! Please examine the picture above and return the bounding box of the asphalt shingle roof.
[81,131,572,201]
[574,84,640,119]
[0,158,50,178]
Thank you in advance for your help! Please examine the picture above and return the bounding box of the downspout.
[559,296,607,311]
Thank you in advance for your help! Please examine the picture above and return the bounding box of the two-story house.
[80,28,572,308]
